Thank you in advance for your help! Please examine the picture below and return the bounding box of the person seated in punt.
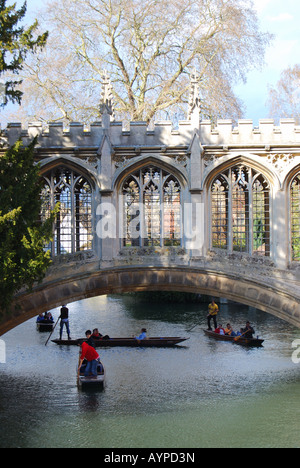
[45,312,54,323]
[214,325,225,335]
[242,322,255,339]
[36,312,54,324]
[224,323,236,337]
[135,328,147,340]
[85,330,96,348]
[92,328,110,340]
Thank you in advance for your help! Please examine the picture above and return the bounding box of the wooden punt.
[203,329,264,347]
[53,337,189,347]
[77,360,105,390]
[36,321,54,332]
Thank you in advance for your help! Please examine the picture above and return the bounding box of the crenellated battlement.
[3,119,191,148]
[199,118,300,146]
[3,117,300,149]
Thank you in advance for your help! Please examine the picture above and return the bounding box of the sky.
[7,0,300,126]
[235,0,300,124]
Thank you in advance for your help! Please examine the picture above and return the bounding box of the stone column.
[272,188,289,269]
[97,122,116,263]
[185,132,205,256]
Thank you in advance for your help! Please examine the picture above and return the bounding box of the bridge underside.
[1,266,300,335]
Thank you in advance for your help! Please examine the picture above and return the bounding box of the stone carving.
[80,155,99,170]
[113,152,187,169]
[203,154,219,168]
[188,68,201,121]
[113,154,127,168]
[267,153,296,174]
[174,154,187,167]
[99,70,115,119]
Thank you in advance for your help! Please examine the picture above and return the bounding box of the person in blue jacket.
[135,328,147,340]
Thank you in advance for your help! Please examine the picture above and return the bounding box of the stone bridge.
[2,74,300,334]
[1,250,300,336]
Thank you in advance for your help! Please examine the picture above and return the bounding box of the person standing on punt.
[59,304,71,340]
[78,338,100,379]
[207,299,219,331]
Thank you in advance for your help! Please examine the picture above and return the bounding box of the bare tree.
[267,65,300,124]
[2,0,272,125]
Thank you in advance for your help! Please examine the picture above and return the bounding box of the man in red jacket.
[78,331,100,378]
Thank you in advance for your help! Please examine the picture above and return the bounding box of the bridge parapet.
[44,250,100,284]
[114,246,189,267]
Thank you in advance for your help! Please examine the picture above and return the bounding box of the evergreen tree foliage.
[0,137,55,311]
[0,0,48,107]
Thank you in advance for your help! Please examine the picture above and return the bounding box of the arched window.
[122,165,181,247]
[290,173,300,261]
[41,167,92,256]
[211,165,270,256]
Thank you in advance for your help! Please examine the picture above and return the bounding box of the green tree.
[0,0,48,107]
[0,137,56,311]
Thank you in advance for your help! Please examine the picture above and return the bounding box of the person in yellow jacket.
[207,299,219,330]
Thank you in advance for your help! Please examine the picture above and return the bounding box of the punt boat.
[77,360,105,390]
[36,321,55,332]
[53,336,189,347]
[203,329,264,347]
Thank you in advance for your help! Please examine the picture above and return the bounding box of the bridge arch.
[1,266,299,336]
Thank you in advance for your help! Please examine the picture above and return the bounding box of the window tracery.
[122,166,181,247]
[41,167,92,255]
[211,165,270,256]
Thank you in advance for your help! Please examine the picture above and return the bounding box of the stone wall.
[1,260,300,336]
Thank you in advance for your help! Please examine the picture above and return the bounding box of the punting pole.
[45,316,60,346]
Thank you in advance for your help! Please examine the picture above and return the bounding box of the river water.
[0,295,299,449]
